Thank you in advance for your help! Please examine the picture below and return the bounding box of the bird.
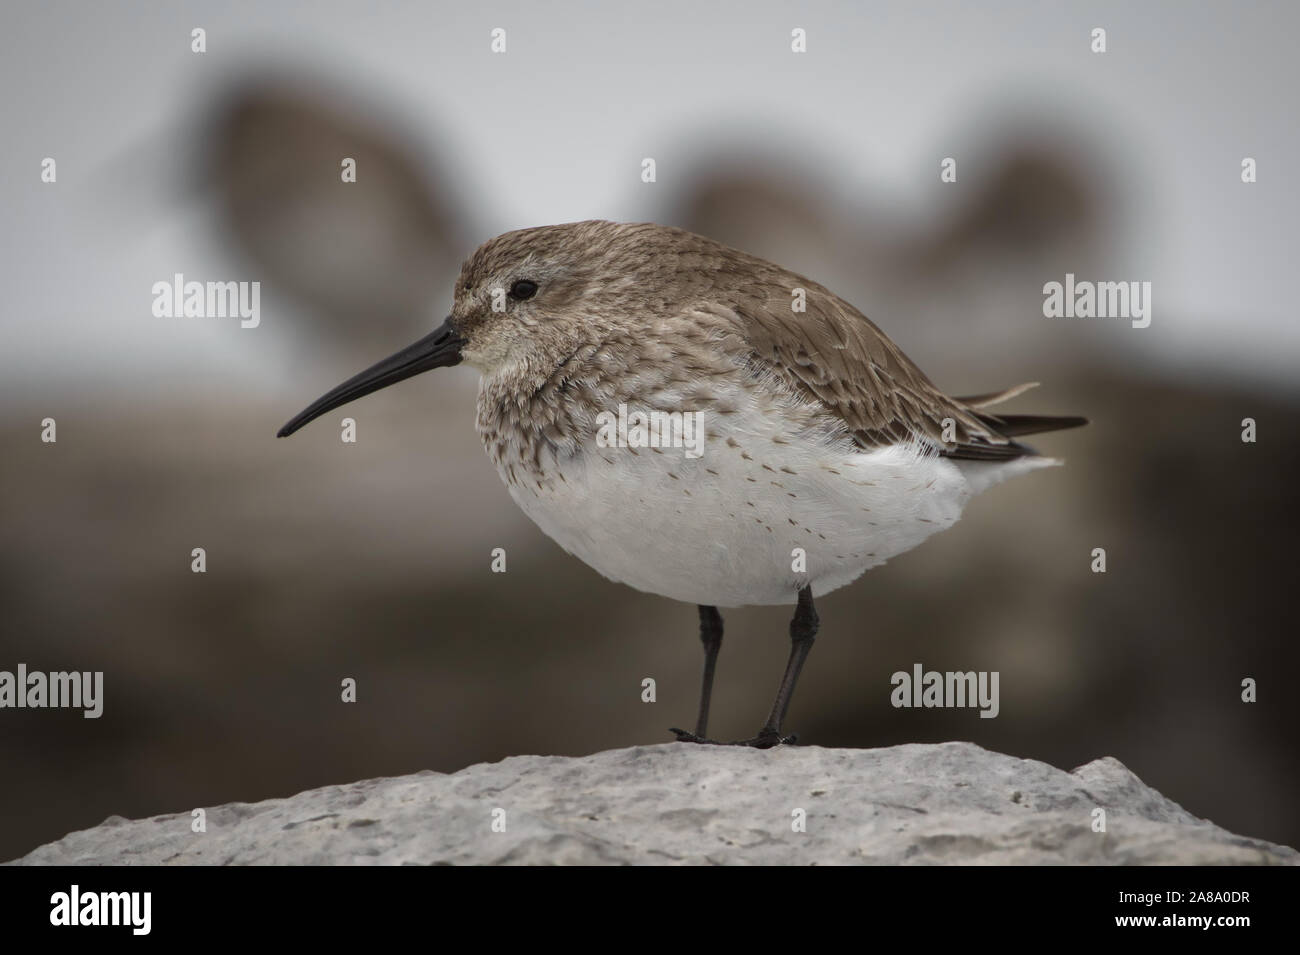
[277,220,1086,748]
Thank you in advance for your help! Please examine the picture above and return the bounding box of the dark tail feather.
[978,412,1089,438]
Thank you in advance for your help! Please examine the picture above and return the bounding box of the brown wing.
[732,282,1041,460]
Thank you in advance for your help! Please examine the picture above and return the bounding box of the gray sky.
[3,0,1297,396]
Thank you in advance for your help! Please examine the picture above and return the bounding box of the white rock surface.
[11,742,1297,865]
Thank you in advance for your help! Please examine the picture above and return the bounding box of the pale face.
[450,245,601,377]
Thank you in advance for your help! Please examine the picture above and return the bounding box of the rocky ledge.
[12,742,1296,865]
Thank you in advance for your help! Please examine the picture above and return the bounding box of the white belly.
[497,406,981,608]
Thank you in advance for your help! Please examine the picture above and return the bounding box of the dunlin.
[278,220,1085,747]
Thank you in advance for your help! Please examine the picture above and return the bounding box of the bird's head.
[276,220,704,437]
[448,219,637,376]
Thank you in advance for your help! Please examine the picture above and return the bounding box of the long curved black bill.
[277,318,463,437]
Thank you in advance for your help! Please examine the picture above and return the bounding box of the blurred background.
[2,1,1297,861]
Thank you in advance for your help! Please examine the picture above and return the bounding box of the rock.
[10,742,1296,865]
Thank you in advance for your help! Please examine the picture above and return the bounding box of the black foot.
[669,727,798,749]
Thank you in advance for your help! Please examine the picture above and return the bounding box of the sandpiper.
[278,220,1085,748]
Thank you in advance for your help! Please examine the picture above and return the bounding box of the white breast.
[487,381,1002,608]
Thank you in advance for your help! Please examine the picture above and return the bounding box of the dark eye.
[508,279,538,301]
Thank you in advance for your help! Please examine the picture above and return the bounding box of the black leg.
[753,585,819,746]
[669,606,723,743]
[671,586,818,749]
[693,605,723,737]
